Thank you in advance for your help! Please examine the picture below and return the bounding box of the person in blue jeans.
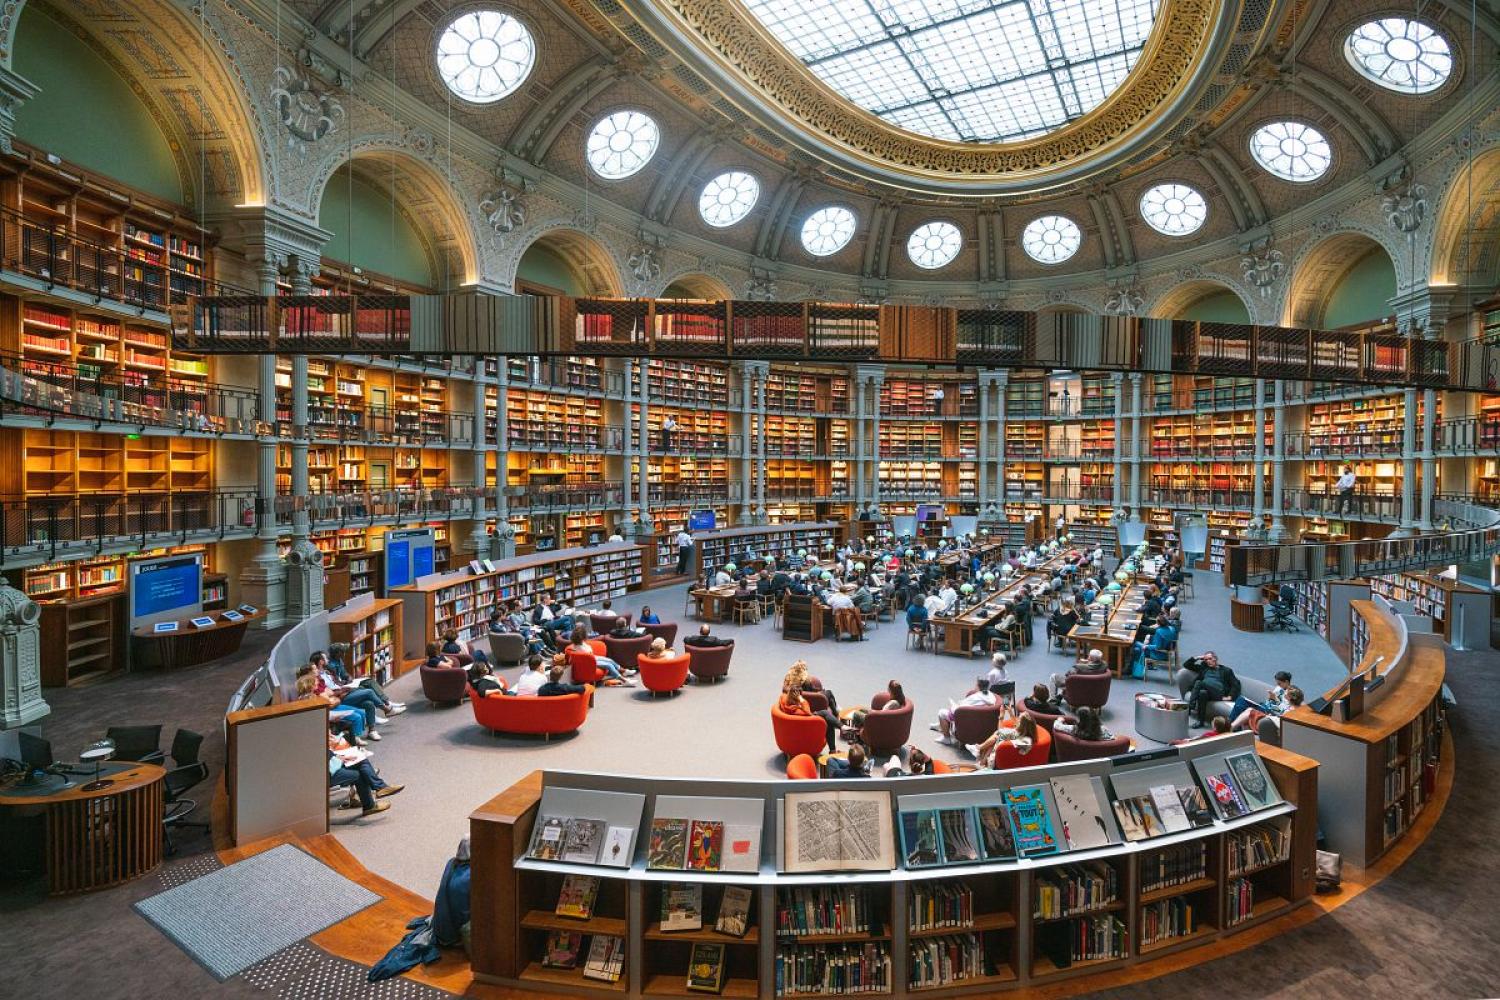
[329,751,402,816]
[1130,614,1179,679]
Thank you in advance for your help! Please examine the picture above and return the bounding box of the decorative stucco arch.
[1428,143,1500,288]
[1145,277,1255,321]
[1281,229,1399,328]
[657,270,734,300]
[507,222,628,297]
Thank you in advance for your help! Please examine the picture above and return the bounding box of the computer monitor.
[18,731,52,771]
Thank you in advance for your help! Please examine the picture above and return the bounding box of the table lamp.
[79,738,116,792]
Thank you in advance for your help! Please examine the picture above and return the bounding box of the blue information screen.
[413,543,434,579]
[385,540,411,589]
[689,510,716,531]
[132,557,202,619]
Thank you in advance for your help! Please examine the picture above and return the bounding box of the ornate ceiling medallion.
[638,0,1224,191]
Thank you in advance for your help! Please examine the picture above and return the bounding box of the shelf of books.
[764,460,821,500]
[1004,378,1045,418]
[38,591,126,687]
[764,416,818,457]
[1198,535,1238,582]
[325,597,403,684]
[694,523,839,578]
[763,368,851,415]
[390,542,644,659]
[1304,459,1400,499]
[1367,572,1490,645]
[650,360,731,408]
[640,407,730,454]
[1001,462,1043,500]
[880,461,945,499]
[1303,394,1409,455]
[507,389,608,450]
[474,735,1315,999]
[879,423,944,459]
[1002,423,1044,460]
[1290,580,1369,657]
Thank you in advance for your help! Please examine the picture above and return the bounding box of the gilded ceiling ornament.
[270,66,344,153]
[648,0,1216,180]
[1240,248,1285,297]
[1383,184,1428,234]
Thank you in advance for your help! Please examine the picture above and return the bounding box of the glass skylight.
[1249,121,1332,182]
[1344,18,1452,94]
[1138,182,1207,236]
[435,10,535,104]
[800,206,858,256]
[699,171,761,227]
[1021,214,1082,264]
[740,0,1162,143]
[907,221,963,269]
[586,111,660,180]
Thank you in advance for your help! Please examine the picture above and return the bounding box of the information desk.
[1281,596,1446,868]
[129,607,267,671]
[0,762,165,894]
[470,734,1317,998]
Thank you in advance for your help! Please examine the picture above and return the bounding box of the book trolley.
[470,733,1316,998]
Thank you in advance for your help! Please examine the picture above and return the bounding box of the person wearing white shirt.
[674,529,694,575]
[661,415,678,450]
[607,532,624,542]
[1333,465,1357,515]
[826,589,863,640]
[986,652,1009,688]
[924,591,946,616]
[933,677,997,744]
[713,568,734,587]
[938,583,958,613]
[931,385,945,415]
[513,655,547,695]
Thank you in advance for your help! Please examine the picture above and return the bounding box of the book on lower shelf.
[662,884,704,932]
[687,942,727,993]
[583,934,625,982]
[1033,913,1127,970]
[775,941,891,997]
[543,930,583,969]
[556,874,600,919]
[715,886,753,938]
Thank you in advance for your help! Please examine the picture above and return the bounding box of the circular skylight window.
[698,171,760,228]
[1249,121,1332,182]
[1344,18,1452,94]
[586,111,660,180]
[906,222,963,269]
[1139,183,1208,236]
[1021,215,1082,264]
[435,10,535,104]
[800,207,857,257]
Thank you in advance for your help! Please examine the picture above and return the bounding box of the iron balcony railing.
[1,489,258,561]
[506,421,627,452]
[281,487,486,528]
[282,404,475,447]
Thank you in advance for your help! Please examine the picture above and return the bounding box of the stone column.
[1269,379,1289,541]
[1111,373,1126,514]
[636,360,652,530]
[1128,375,1143,516]
[239,255,288,627]
[753,363,769,522]
[1252,379,1267,521]
[492,362,515,558]
[868,368,885,513]
[283,260,324,620]
[0,578,46,729]
[979,370,1007,517]
[466,356,495,558]
[1396,388,1419,535]
[1419,387,1437,531]
[850,366,867,510]
[734,362,755,524]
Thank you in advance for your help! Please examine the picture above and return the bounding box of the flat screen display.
[916,504,945,522]
[130,555,202,622]
[688,510,716,531]
[383,527,437,590]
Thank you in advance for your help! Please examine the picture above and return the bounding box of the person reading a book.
[537,664,587,698]
[1229,670,1292,722]
[1048,600,1080,652]
[1233,686,1303,733]
[326,643,406,714]
[1053,705,1113,742]
[328,730,402,816]
[933,677,995,745]
[780,682,838,755]
[567,625,636,685]
[1024,683,1060,715]
[309,654,397,731]
[975,713,1041,769]
[826,743,869,779]
[1049,648,1108,702]
[297,672,371,743]
[1130,613,1179,679]
[467,656,508,697]
[439,629,472,665]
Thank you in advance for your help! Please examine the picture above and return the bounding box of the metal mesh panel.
[729,300,805,356]
[1310,330,1361,381]
[807,304,878,358]
[1254,326,1309,379]
[955,309,1028,363]
[653,300,726,355]
[574,298,649,353]
[1410,339,1452,388]
[1363,334,1409,382]
[1196,322,1253,375]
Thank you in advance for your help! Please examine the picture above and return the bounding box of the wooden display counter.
[1281,596,1445,868]
[129,607,267,671]
[1230,595,1264,632]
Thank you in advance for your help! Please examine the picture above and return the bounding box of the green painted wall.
[517,244,584,295]
[13,9,183,202]
[1323,248,1396,328]
[1177,291,1250,324]
[318,167,434,287]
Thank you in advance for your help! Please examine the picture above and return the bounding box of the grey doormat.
[133,843,381,980]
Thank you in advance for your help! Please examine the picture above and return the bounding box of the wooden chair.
[733,596,760,626]
[861,605,880,633]
[1141,639,1179,677]
[1180,574,1195,599]
[905,625,929,651]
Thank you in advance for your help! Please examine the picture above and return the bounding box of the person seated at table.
[568,625,636,685]
[826,743,870,779]
[1024,682,1060,715]
[937,580,959,614]
[905,596,930,636]
[637,605,661,625]
[1054,705,1114,742]
[1233,684,1303,733]
[933,677,995,745]
[787,573,811,596]
[712,565,735,587]
[1013,586,1036,646]
[781,681,838,755]
[1048,600,1079,652]
[976,714,1041,769]
[756,573,776,600]
[1049,648,1108,702]
[976,606,1016,653]
[1129,613,1180,679]
[467,655,508,697]
[826,588,864,641]
[327,643,405,713]
[297,669,375,741]
[510,654,548,696]
[609,617,646,639]
[1078,578,1099,605]
[1138,586,1164,623]
[537,663,587,698]
[311,652,396,729]
[685,623,733,648]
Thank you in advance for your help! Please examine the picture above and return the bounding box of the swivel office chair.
[162,729,209,855]
[1264,585,1299,633]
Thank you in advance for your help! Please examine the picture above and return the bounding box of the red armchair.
[772,702,827,758]
[786,754,819,780]
[642,622,679,647]
[952,704,1001,746]
[1023,705,1071,733]
[989,726,1053,770]
[419,663,469,705]
[638,652,691,696]
[1063,670,1111,711]
[603,633,654,669]
[860,699,914,756]
[567,649,605,686]
[468,684,593,739]
[1052,728,1131,762]
[685,642,733,683]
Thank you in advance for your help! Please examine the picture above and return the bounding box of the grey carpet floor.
[4,579,1494,999]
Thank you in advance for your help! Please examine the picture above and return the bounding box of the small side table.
[1230,597,1265,632]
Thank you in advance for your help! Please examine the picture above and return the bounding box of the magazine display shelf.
[470,733,1316,999]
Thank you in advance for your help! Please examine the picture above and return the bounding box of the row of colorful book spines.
[1138,897,1200,945]
[775,904,877,939]
[774,946,892,997]
[1045,915,1128,963]
[906,934,995,987]
[1034,885,1118,921]
[1226,842,1290,876]
[1140,844,1209,891]
[1226,878,1255,923]
[907,887,973,930]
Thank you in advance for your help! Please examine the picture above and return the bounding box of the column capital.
[0,65,38,156]
[204,204,332,273]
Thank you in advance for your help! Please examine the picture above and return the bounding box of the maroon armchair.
[1052,728,1131,762]
[420,663,469,705]
[861,699,914,757]
[1023,705,1071,734]
[643,622,679,646]
[590,612,632,635]
[686,642,733,683]
[1063,670,1111,712]
[952,704,1001,746]
[603,632,654,669]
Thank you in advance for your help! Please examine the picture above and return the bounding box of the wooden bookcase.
[693,523,839,578]
[326,597,404,682]
[1368,572,1490,646]
[39,592,126,687]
